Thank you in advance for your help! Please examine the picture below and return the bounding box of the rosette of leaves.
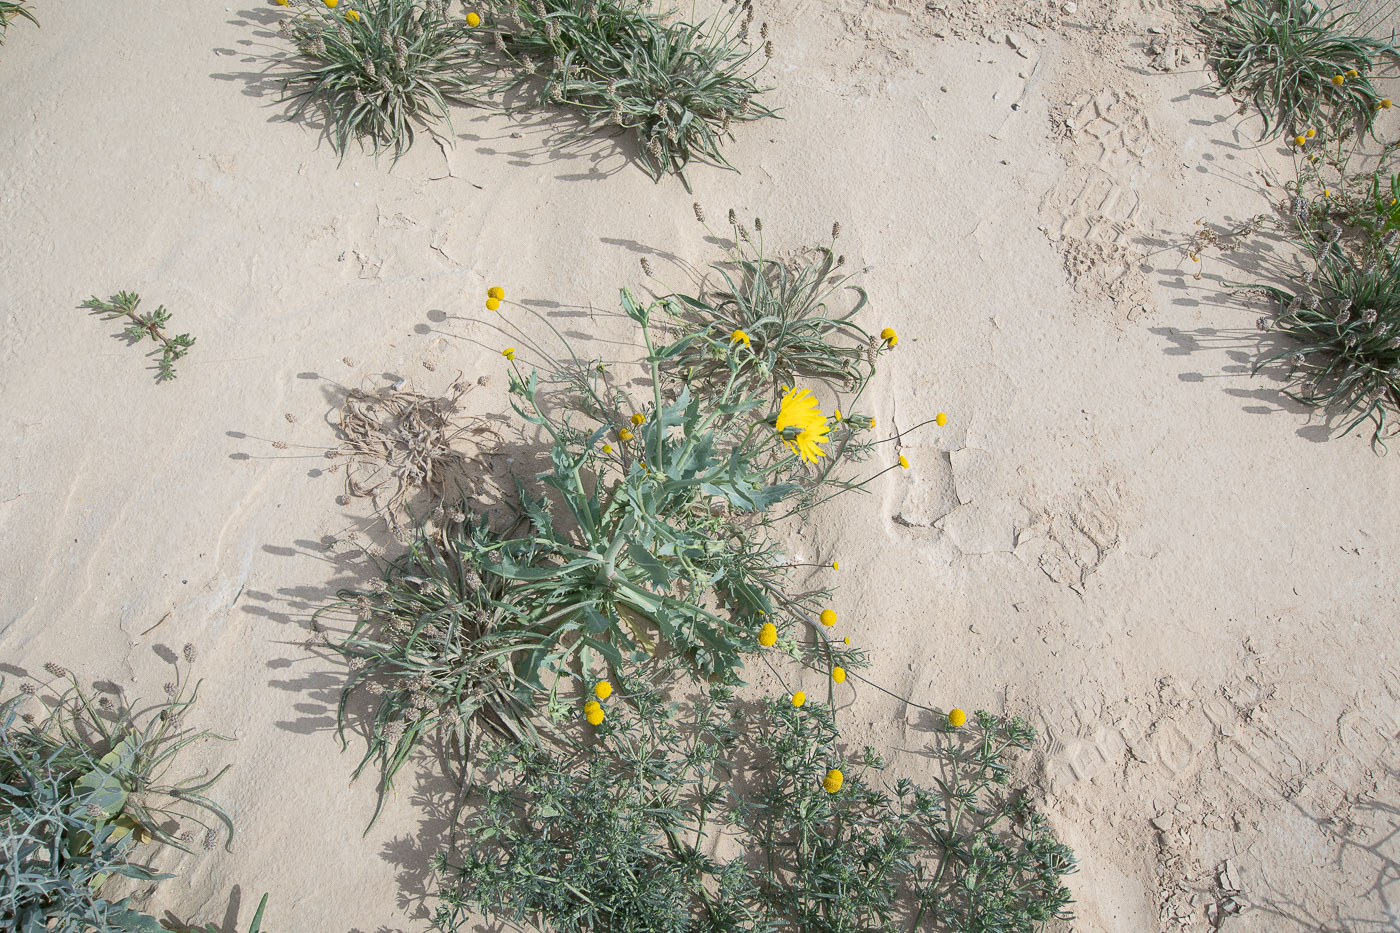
[477,0,774,183]
[1194,0,1397,138]
[1253,250,1400,446]
[0,672,234,933]
[278,0,476,161]
[0,1,37,44]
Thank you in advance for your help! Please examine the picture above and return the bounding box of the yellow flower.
[822,768,844,794]
[775,387,830,463]
[1332,74,1345,85]
[898,455,909,469]
[1384,98,1395,110]
[466,11,482,26]
[1347,68,1359,78]
[1293,134,1307,147]
[486,297,501,311]
[948,708,967,728]
[275,0,288,5]
[880,327,898,346]
[487,285,504,300]
[602,443,613,453]
[1324,188,1332,197]
[758,622,777,647]
[729,329,750,348]
[832,666,846,684]
[630,412,645,425]
[833,408,842,421]
[324,0,338,6]
[345,9,360,21]
[832,560,839,570]
[1306,128,1316,138]
[619,428,634,442]
[819,609,836,627]
[584,700,605,725]
[502,347,516,361]
[593,680,613,701]
[935,412,947,426]
[791,691,806,708]
[842,636,850,645]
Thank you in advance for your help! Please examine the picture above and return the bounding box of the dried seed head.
[739,97,752,115]
[523,58,537,74]
[1302,269,1315,285]
[86,803,104,819]
[728,208,737,225]
[312,36,327,56]
[1362,307,1378,325]
[383,720,407,741]
[379,74,394,94]
[545,20,558,40]
[641,257,654,276]
[163,682,177,697]
[19,682,36,695]
[404,707,423,722]
[98,696,113,710]
[760,21,768,38]
[347,656,366,671]
[738,224,750,242]
[1335,305,1352,324]
[648,136,663,160]
[609,104,623,125]
[1256,316,1271,331]
[364,58,377,78]
[837,254,846,266]
[21,713,34,724]
[203,829,218,851]
[550,84,564,102]
[183,643,198,664]
[180,830,198,844]
[1290,195,1309,221]
[718,109,730,132]
[765,40,774,57]
[367,682,386,695]
[1389,336,1400,349]
[654,98,666,116]
[1305,293,1320,310]
[754,216,762,232]
[336,23,351,43]
[394,35,408,54]
[693,202,706,223]
[43,662,66,679]
[396,51,407,69]
[380,27,393,45]
[666,125,678,143]
[832,221,842,239]
[533,0,546,16]
[494,32,507,51]
[355,88,366,104]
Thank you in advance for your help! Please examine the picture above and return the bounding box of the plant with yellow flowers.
[275,0,476,161]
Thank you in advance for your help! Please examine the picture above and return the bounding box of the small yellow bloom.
[898,455,909,469]
[502,347,516,361]
[486,297,501,311]
[275,0,289,5]
[630,412,645,425]
[324,0,338,7]
[819,609,836,627]
[1294,134,1308,146]
[775,387,830,463]
[948,708,967,728]
[466,11,482,26]
[487,285,504,300]
[822,768,844,793]
[1190,253,1199,262]
[1384,98,1395,110]
[345,9,360,21]
[584,700,604,725]
[619,428,634,442]
[758,622,777,647]
[729,328,750,348]
[832,560,839,570]
[842,636,850,645]
[832,666,846,684]
[602,443,613,453]
[1347,68,1359,78]
[935,412,947,426]
[880,327,898,346]
[833,408,842,421]
[870,418,876,430]
[791,691,806,708]
[1324,188,1332,197]
[1306,128,1316,138]
[593,680,613,701]
[1333,74,1345,86]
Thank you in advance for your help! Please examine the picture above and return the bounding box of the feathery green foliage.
[1194,0,1397,138]
[79,292,195,383]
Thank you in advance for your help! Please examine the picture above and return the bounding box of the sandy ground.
[3,0,1400,931]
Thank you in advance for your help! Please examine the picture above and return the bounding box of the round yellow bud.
[819,609,836,627]
[584,701,604,726]
[757,622,777,647]
[832,666,846,684]
[487,285,504,300]
[593,680,613,700]
[935,412,947,426]
[486,297,501,311]
[466,11,482,26]
[822,768,844,793]
[948,708,967,728]
[791,691,806,708]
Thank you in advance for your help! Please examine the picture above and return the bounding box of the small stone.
[1005,30,1023,48]
[1221,897,1240,914]
[1152,813,1174,832]
[1061,0,1076,11]
[1147,25,1164,33]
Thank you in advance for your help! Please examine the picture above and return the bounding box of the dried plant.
[335,379,501,534]
[79,292,196,383]
[278,0,477,161]
[0,0,37,44]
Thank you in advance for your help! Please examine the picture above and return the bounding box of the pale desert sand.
[2,0,1399,931]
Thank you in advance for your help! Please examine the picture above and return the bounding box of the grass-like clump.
[0,0,37,45]
[476,0,774,183]
[1194,0,1397,138]
[278,0,476,161]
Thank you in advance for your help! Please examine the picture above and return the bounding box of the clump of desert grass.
[0,1,37,45]
[473,0,775,184]
[277,0,476,161]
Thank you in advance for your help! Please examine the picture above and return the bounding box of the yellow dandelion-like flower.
[602,443,613,454]
[1293,134,1308,146]
[487,285,504,300]
[880,327,898,346]
[1383,98,1395,110]
[1332,74,1345,85]
[1347,68,1359,78]
[833,408,842,421]
[898,455,909,469]
[936,412,947,426]
[843,636,850,645]
[791,691,806,708]
[1306,128,1316,138]
[832,560,839,571]
[832,666,846,684]
[819,609,836,627]
[776,387,830,463]
[486,297,501,311]
[619,428,634,442]
[758,622,777,647]
[630,412,645,426]
[594,680,613,701]
[730,329,750,348]
[948,708,966,728]
[345,9,360,21]
[466,11,482,26]
[502,347,516,361]
[1324,188,1332,197]
[584,700,605,726]
[324,0,338,7]
[822,768,844,793]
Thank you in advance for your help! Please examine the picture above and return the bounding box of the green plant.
[434,687,1075,933]
[0,0,37,44]
[0,661,234,932]
[277,0,476,161]
[1194,0,1396,138]
[476,0,774,184]
[79,292,196,383]
[186,894,269,933]
[1253,249,1400,445]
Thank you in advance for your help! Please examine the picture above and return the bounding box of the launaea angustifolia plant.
[79,291,196,383]
[277,0,476,161]
[1194,0,1398,138]
[1252,249,1400,446]
[0,659,235,933]
[475,0,775,185]
[434,684,1075,933]
[0,0,37,44]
